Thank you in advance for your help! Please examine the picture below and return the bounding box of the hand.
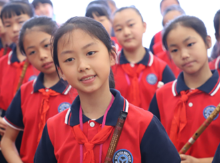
[180,154,199,163]
[0,117,7,136]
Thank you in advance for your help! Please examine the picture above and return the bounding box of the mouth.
[124,38,133,42]
[42,61,54,69]
[80,75,97,81]
[182,61,195,67]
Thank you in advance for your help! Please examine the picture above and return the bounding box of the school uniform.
[149,70,220,158]
[0,47,39,111]
[212,144,220,163]
[111,36,122,54]
[209,56,220,74]
[0,40,15,58]
[112,48,175,110]
[34,89,180,163]
[4,72,78,163]
[149,31,181,78]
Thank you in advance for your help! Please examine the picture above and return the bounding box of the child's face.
[3,14,30,44]
[23,29,56,74]
[92,13,112,36]
[163,10,182,26]
[161,0,179,14]
[166,25,211,75]
[34,3,53,18]
[57,29,115,94]
[113,9,146,51]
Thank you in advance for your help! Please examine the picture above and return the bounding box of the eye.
[19,21,24,24]
[115,28,122,32]
[129,23,135,27]
[44,44,51,48]
[187,42,195,47]
[99,19,105,22]
[171,49,178,53]
[29,51,35,55]
[64,58,75,62]
[5,24,11,27]
[87,51,96,56]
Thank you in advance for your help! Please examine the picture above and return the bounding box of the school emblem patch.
[203,105,218,120]
[113,149,133,163]
[146,73,157,85]
[58,102,71,113]
[28,75,37,81]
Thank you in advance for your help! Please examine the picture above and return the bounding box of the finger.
[0,129,5,135]
[180,154,187,160]
[0,124,6,129]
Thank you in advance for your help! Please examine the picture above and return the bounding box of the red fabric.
[0,46,12,58]
[112,55,166,110]
[38,88,60,143]
[11,61,26,95]
[17,81,77,163]
[0,54,39,111]
[111,37,122,53]
[153,31,181,78]
[47,103,153,163]
[156,81,220,158]
[72,125,113,163]
[121,64,146,106]
[170,89,201,148]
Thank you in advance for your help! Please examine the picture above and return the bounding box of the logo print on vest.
[113,149,133,163]
[58,102,71,113]
[146,73,157,85]
[28,75,37,81]
[203,105,218,120]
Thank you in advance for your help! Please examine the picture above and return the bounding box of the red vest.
[156,79,220,158]
[0,52,39,110]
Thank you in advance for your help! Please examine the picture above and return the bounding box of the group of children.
[0,0,219,163]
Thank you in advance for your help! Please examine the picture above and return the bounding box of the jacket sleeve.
[140,116,181,163]
[34,123,57,163]
[162,65,175,84]
[148,94,160,121]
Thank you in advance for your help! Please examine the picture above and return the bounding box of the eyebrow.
[60,42,96,55]
[114,19,134,28]
[169,36,195,47]
[26,38,49,50]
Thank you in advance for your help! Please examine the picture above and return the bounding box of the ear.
[57,67,67,80]
[206,35,212,49]
[110,46,117,66]
[143,22,147,33]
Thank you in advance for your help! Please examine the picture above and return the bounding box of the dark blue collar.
[67,89,127,127]
[119,48,151,66]
[10,46,20,63]
[33,72,69,94]
[175,70,219,95]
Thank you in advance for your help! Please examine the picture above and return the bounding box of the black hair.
[162,5,185,26]
[85,3,111,20]
[162,15,208,50]
[1,0,34,21]
[19,16,58,56]
[160,0,180,9]
[52,16,115,88]
[214,10,220,39]
[114,6,144,22]
[32,0,53,9]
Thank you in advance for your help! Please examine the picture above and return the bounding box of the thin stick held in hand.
[16,60,29,92]
[179,103,220,154]
[104,111,128,163]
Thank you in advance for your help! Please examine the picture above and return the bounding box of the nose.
[39,49,48,60]
[123,27,131,36]
[180,49,190,60]
[77,57,90,72]
[12,24,19,33]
